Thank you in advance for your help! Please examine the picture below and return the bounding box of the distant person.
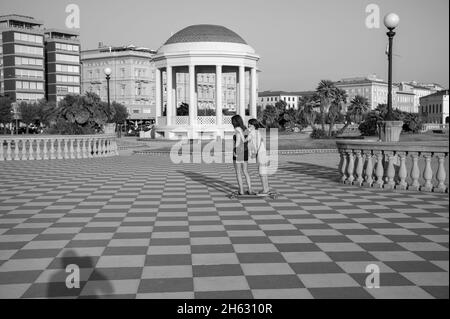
[247,119,270,195]
[231,115,255,195]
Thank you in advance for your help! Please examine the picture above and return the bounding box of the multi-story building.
[335,75,419,113]
[398,81,438,113]
[258,90,315,109]
[81,44,157,122]
[395,90,416,113]
[419,90,449,124]
[0,14,45,102]
[44,29,81,102]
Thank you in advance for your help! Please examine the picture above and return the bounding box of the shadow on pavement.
[281,161,341,182]
[178,170,236,194]
[47,250,114,299]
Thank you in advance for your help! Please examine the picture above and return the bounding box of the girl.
[247,119,270,195]
[231,115,255,195]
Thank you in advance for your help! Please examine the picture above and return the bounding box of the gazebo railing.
[0,134,119,161]
[336,140,449,193]
[197,116,217,126]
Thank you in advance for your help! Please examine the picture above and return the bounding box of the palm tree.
[262,105,279,128]
[327,88,347,136]
[298,95,318,128]
[316,80,337,131]
[340,95,370,134]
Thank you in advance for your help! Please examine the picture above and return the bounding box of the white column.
[239,65,245,119]
[216,65,223,126]
[155,68,161,124]
[250,67,257,118]
[189,64,197,126]
[166,65,173,125]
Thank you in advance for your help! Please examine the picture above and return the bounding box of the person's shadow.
[47,250,114,299]
[178,170,236,194]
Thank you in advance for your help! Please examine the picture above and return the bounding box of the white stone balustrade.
[337,140,449,193]
[0,134,119,161]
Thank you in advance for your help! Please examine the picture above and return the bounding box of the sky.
[1,0,449,91]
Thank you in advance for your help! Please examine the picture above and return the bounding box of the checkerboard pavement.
[0,153,448,299]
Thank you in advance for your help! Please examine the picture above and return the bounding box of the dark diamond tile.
[246,275,304,289]
[138,278,193,293]
[193,264,244,277]
[289,262,344,274]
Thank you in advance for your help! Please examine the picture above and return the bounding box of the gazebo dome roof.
[164,24,247,45]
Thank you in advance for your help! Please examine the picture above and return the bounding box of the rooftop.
[259,90,315,97]
[0,14,44,26]
[420,89,450,100]
[164,24,247,45]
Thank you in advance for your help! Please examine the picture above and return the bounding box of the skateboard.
[228,191,279,200]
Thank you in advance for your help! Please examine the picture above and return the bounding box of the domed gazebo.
[153,24,260,139]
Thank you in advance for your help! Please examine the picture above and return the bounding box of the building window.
[14,32,43,44]
[55,43,79,52]
[14,44,43,55]
[56,54,79,63]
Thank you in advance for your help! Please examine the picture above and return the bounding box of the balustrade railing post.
[93,138,99,157]
[88,138,94,158]
[28,139,34,161]
[434,153,448,193]
[384,151,396,190]
[345,150,355,185]
[57,139,63,160]
[363,150,374,187]
[50,139,56,160]
[6,140,12,161]
[64,139,69,159]
[373,151,384,188]
[99,139,104,157]
[82,138,88,158]
[395,152,408,190]
[76,138,82,159]
[70,138,75,159]
[36,138,41,160]
[14,139,20,160]
[409,152,421,191]
[21,139,28,160]
[354,150,364,186]
[421,152,434,192]
[43,139,49,160]
[0,139,4,161]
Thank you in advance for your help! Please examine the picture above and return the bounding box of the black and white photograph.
[0,0,448,306]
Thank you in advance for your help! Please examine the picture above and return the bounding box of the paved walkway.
[0,154,448,299]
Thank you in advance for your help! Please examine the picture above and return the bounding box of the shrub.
[310,128,336,139]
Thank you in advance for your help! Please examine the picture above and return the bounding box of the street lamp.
[104,67,112,109]
[381,13,403,142]
[384,13,400,121]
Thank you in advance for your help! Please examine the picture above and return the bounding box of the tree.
[111,102,128,124]
[274,100,288,129]
[402,112,422,133]
[53,92,109,134]
[298,95,318,128]
[327,88,347,136]
[177,103,189,116]
[261,105,279,128]
[339,95,370,134]
[18,101,39,134]
[316,80,337,131]
[0,96,13,134]
[36,99,57,127]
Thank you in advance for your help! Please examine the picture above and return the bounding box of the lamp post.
[381,13,403,142]
[104,67,112,109]
[384,13,399,121]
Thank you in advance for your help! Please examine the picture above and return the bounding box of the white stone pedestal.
[381,121,403,142]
